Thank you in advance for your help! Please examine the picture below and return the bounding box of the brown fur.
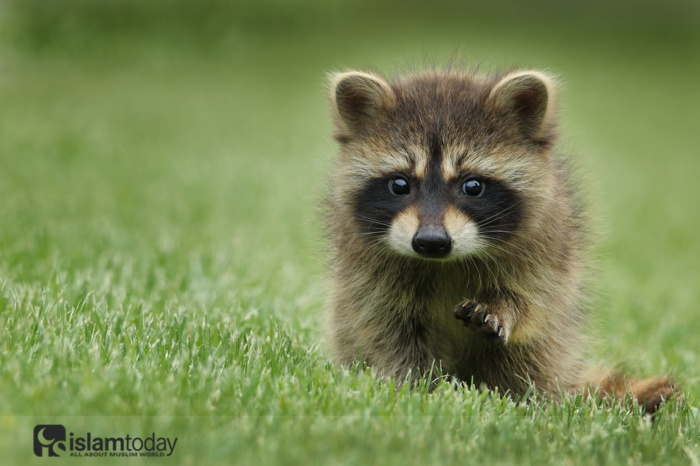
[324,68,678,414]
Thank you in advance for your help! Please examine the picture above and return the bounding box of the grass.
[0,0,699,464]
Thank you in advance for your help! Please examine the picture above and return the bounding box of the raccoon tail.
[585,368,680,414]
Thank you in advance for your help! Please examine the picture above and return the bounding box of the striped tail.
[588,369,680,414]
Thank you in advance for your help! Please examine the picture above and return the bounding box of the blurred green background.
[0,0,698,464]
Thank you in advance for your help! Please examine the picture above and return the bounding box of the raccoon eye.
[461,179,484,197]
[388,177,410,196]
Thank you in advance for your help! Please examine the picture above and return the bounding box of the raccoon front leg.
[454,297,517,343]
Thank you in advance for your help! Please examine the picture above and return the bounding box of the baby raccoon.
[325,67,677,413]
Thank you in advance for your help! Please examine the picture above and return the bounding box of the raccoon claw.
[454,300,508,343]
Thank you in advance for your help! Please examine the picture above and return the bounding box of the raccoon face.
[330,69,555,261]
[349,142,524,261]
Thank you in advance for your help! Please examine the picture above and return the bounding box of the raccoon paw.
[454,300,509,343]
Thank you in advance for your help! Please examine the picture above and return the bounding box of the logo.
[32,424,178,459]
[34,425,67,457]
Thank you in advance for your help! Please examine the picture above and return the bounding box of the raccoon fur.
[324,67,678,414]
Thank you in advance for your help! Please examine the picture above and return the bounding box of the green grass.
[1,0,699,464]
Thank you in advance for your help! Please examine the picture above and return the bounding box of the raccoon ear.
[488,71,556,142]
[329,71,396,139]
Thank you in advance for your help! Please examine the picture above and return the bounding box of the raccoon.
[325,67,677,413]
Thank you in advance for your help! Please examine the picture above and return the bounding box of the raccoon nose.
[412,226,452,258]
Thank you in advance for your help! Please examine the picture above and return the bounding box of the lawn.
[0,0,698,464]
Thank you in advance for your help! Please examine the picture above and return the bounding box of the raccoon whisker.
[477,201,524,227]
[456,257,468,284]
[466,254,484,291]
[480,248,511,280]
[484,241,531,262]
[356,221,394,229]
[357,231,388,237]
[353,213,393,222]
[362,237,390,250]
[476,249,500,284]
[479,207,520,227]
[486,242,534,261]
[353,215,395,228]
[480,229,524,238]
[482,238,540,266]
[356,222,395,230]
[359,223,394,230]
[473,258,484,291]
[481,231,534,248]
[478,212,520,230]
[480,228,534,241]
